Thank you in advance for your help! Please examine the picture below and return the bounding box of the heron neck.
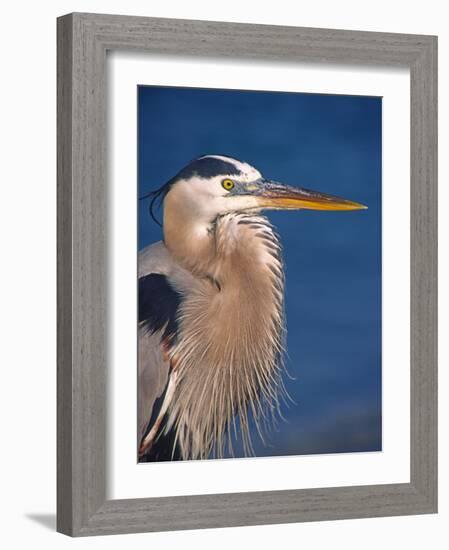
[163,203,283,291]
[163,195,218,278]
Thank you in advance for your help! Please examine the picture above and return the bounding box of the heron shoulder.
[139,240,200,294]
[138,241,174,277]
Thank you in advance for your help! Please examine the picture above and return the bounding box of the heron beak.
[254,180,367,211]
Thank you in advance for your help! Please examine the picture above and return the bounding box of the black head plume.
[139,182,173,227]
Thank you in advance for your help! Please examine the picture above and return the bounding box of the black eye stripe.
[176,157,242,180]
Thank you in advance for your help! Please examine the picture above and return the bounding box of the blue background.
[138,86,382,458]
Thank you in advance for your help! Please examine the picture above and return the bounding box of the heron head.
[151,155,366,227]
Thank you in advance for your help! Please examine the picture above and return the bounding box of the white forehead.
[200,154,262,182]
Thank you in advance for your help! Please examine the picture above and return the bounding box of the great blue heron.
[138,154,366,461]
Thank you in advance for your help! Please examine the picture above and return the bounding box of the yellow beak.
[255,181,367,211]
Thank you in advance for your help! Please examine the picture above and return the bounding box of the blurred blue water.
[138,86,382,457]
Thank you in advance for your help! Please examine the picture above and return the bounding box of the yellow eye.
[222,179,235,191]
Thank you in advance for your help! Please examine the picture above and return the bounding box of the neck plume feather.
[165,213,287,459]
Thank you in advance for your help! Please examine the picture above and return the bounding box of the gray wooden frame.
[57,12,437,537]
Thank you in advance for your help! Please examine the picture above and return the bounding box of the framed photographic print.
[57,13,437,536]
[136,87,379,464]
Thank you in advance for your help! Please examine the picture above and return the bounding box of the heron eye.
[222,179,235,191]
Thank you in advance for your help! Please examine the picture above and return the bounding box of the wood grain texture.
[57,12,438,536]
[57,14,74,536]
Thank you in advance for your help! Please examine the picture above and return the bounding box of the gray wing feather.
[137,241,196,445]
[138,328,169,442]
